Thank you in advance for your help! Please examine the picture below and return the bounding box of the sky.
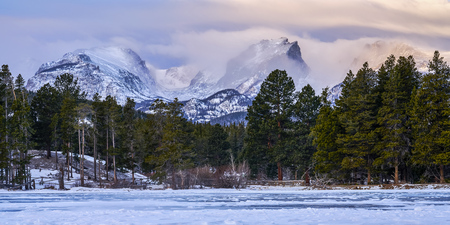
[1,0,450,88]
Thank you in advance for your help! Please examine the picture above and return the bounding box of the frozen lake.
[1,188,450,224]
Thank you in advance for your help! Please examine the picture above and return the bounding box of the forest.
[0,50,449,189]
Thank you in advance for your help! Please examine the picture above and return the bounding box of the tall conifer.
[412,51,450,183]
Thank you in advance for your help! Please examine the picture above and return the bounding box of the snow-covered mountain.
[25,38,312,124]
[152,65,198,90]
[181,89,252,124]
[27,38,449,124]
[327,83,342,106]
[216,37,310,98]
[350,41,433,73]
[161,37,310,100]
[26,47,161,105]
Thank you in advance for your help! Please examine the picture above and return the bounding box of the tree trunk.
[305,168,310,186]
[172,166,176,190]
[440,164,445,184]
[131,141,135,184]
[46,143,51,159]
[106,128,109,181]
[113,155,116,183]
[54,127,58,169]
[93,131,97,181]
[394,157,399,185]
[59,163,65,190]
[78,128,81,157]
[70,142,73,178]
[98,153,102,186]
[55,150,58,170]
[277,162,282,181]
[67,143,70,181]
[81,127,85,186]
[112,129,117,183]
[367,168,371,185]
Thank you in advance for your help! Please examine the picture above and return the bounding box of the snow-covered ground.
[1,188,450,224]
[28,150,152,190]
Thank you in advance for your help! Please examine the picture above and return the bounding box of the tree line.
[243,51,450,185]
[313,51,450,184]
[0,50,448,188]
[0,70,247,188]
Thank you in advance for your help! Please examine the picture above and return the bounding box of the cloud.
[1,0,450,85]
[145,28,289,75]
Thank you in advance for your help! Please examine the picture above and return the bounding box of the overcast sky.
[1,0,450,87]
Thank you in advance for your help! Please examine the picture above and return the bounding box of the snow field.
[1,188,450,224]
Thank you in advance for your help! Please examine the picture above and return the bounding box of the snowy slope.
[2,188,450,224]
[327,83,343,106]
[350,41,436,73]
[182,89,252,123]
[216,37,310,97]
[24,38,310,124]
[26,47,160,105]
[154,65,198,89]
[169,37,311,100]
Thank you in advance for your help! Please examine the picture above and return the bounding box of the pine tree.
[312,88,343,179]
[412,51,450,183]
[146,98,194,188]
[0,103,7,184]
[227,122,246,163]
[104,95,121,182]
[375,55,419,184]
[31,84,58,159]
[9,74,33,185]
[206,124,230,167]
[289,84,321,182]
[53,73,85,101]
[0,65,14,184]
[336,63,378,184]
[75,103,92,186]
[91,93,103,181]
[244,69,295,180]
[120,98,137,183]
[59,96,77,180]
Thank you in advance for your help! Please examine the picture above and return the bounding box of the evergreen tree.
[205,124,230,167]
[58,96,77,180]
[412,51,450,183]
[192,123,208,166]
[0,104,7,183]
[31,84,58,158]
[120,98,137,183]
[104,95,121,182]
[9,74,33,185]
[75,103,92,186]
[375,55,419,184]
[336,63,378,184]
[312,88,343,179]
[146,98,194,188]
[244,69,295,180]
[0,65,14,184]
[227,122,246,163]
[53,73,85,101]
[289,84,321,181]
[91,93,103,181]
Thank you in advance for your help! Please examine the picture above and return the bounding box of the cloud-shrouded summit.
[2,0,450,91]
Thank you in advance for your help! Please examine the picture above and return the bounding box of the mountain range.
[25,38,447,124]
[26,38,309,124]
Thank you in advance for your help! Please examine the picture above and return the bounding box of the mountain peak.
[215,37,309,95]
[351,41,430,72]
[26,47,158,104]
